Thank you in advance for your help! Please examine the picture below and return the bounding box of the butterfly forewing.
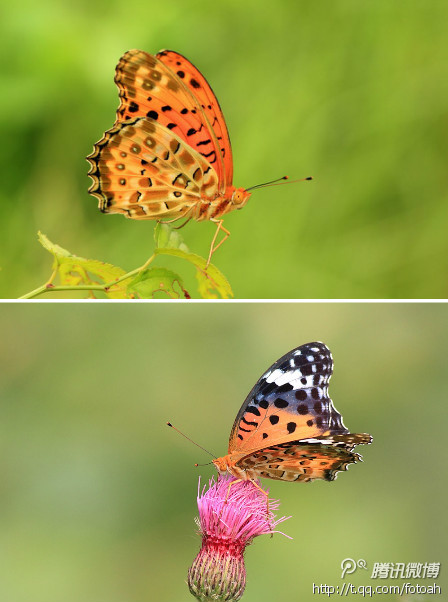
[114,49,231,192]
[229,342,349,453]
[157,50,233,186]
[87,117,219,219]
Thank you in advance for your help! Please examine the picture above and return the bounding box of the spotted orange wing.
[114,49,232,192]
[87,117,219,219]
[229,342,372,482]
[237,436,372,483]
[157,50,233,187]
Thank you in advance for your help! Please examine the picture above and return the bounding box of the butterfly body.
[213,453,250,479]
[188,186,251,223]
[208,187,251,220]
[212,342,372,484]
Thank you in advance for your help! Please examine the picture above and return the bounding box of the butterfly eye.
[232,189,248,206]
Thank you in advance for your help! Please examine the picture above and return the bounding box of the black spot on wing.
[241,416,258,427]
[201,150,217,163]
[257,381,276,398]
[232,343,352,443]
[274,398,289,408]
[277,383,293,393]
[239,426,252,433]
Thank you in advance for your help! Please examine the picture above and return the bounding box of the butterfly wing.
[114,49,231,193]
[87,117,219,219]
[229,342,352,452]
[157,50,233,186]
[226,342,371,484]
[237,439,371,483]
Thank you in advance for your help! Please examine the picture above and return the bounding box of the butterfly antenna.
[166,422,217,459]
[246,175,313,191]
[194,461,215,467]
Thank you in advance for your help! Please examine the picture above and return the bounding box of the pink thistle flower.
[188,475,290,601]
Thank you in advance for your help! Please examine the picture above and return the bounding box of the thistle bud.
[188,475,289,601]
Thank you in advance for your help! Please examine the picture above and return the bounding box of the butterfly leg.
[248,479,271,518]
[217,478,243,521]
[224,477,269,513]
[207,219,230,267]
[158,205,193,226]
[249,479,276,535]
[222,478,272,528]
[224,478,242,503]
[173,215,193,230]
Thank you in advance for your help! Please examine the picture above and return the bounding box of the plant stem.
[19,254,156,299]
[19,284,109,299]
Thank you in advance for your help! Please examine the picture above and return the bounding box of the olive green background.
[0,303,446,601]
[2,0,448,298]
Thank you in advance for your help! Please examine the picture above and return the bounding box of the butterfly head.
[213,453,248,480]
[230,187,251,210]
[212,455,231,474]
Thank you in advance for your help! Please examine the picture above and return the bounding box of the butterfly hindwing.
[229,342,349,453]
[87,117,220,219]
[237,442,366,483]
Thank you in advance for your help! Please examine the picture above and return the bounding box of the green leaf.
[37,231,128,298]
[154,223,189,252]
[154,248,233,299]
[34,231,233,299]
[38,231,72,259]
[127,267,190,299]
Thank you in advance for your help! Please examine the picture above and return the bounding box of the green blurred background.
[1,0,448,298]
[0,303,446,601]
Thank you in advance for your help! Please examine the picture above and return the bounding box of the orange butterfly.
[212,342,372,485]
[87,49,305,264]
